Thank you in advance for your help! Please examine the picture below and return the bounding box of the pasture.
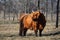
[0,13,60,40]
[0,23,60,40]
[0,0,60,40]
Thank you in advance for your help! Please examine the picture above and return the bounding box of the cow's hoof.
[35,35,38,37]
[39,35,42,37]
[19,34,22,36]
[39,34,42,37]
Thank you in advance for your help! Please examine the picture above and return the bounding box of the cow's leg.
[19,28,23,36]
[35,30,38,36]
[34,25,38,36]
[19,22,23,36]
[39,30,43,36]
[19,25,23,36]
[39,25,43,36]
[23,28,27,36]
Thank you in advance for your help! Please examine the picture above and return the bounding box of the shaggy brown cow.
[32,11,46,36]
[36,13,46,36]
[19,11,46,36]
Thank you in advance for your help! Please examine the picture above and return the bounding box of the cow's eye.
[36,14,37,16]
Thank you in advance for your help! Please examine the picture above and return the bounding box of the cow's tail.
[19,15,26,35]
[20,15,25,29]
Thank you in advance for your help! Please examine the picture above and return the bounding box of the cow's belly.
[23,17,32,29]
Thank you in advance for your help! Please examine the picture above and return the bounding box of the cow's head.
[31,10,41,21]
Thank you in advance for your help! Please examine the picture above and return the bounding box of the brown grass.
[0,23,60,40]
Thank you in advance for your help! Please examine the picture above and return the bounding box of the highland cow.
[19,11,46,36]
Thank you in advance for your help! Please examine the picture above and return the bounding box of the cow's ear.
[32,10,35,13]
[29,12,33,17]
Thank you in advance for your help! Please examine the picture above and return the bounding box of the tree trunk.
[56,0,59,28]
[3,10,5,24]
[51,0,53,21]
[9,13,10,21]
[13,13,15,21]
[45,0,48,18]
[38,0,40,10]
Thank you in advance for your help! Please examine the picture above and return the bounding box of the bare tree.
[56,0,59,28]
[45,0,48,18]
[38,0,40,10]
[51,0,53,21]
[4,0,6,20]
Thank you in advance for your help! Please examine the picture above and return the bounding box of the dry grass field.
[0,13,60,40]
[0,23,60,40]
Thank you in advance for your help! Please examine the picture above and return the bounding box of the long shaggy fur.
[19,11,46,36]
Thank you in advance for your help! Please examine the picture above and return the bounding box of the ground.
[0,23,60,40]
